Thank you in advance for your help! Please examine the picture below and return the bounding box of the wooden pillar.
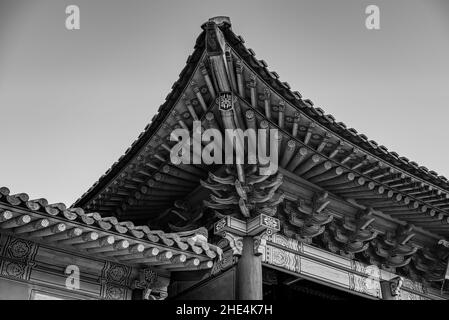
[237,236,263,300]
[214,215,280,300]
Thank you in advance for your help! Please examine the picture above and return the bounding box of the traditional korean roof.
[0,186,221,271]
[71,17,449,239]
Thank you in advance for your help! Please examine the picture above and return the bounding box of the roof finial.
[205,16,231,28]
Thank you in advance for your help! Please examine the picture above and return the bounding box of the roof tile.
[0,186,222,263]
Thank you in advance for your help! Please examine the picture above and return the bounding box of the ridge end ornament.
[205,20,226,56]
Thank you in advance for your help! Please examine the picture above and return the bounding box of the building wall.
[0,233,136,300]
[0,278,30,299]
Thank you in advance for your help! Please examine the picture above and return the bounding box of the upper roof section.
[72,17,449,237]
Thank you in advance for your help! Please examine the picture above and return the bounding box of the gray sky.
[0,0,448,205]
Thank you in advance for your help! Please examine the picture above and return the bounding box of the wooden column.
[237,236,263,300]
[214,215,280,301]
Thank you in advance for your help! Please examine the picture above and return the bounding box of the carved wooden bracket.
[282,192,333,244]
[211,249,239,275]
[214,214,280,237]
[133,268,169,300]
[389,276,404,297]
[221,232,243,256]
[253,234,268,256]
[410,239,449,282]
[380,276,404,300]
[214,214,279,258]
[323,207,378,259]
[203,165,284,219]
[365,224,418,271]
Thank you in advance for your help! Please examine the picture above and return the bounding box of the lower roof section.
[0,186,221,273]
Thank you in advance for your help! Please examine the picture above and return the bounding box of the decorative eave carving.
[213,214,279,261]
[220,232,243,256]
[282,191,333,243]
[211,248,239,276]
[254,232,269,256]
[323,207,378,259]
[389,276,404,296]
[380,276,404,299]
[202,165,284,219]
[364,224,418,271]
[409,239,449,282]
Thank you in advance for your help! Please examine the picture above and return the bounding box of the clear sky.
[0,0,448,206]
